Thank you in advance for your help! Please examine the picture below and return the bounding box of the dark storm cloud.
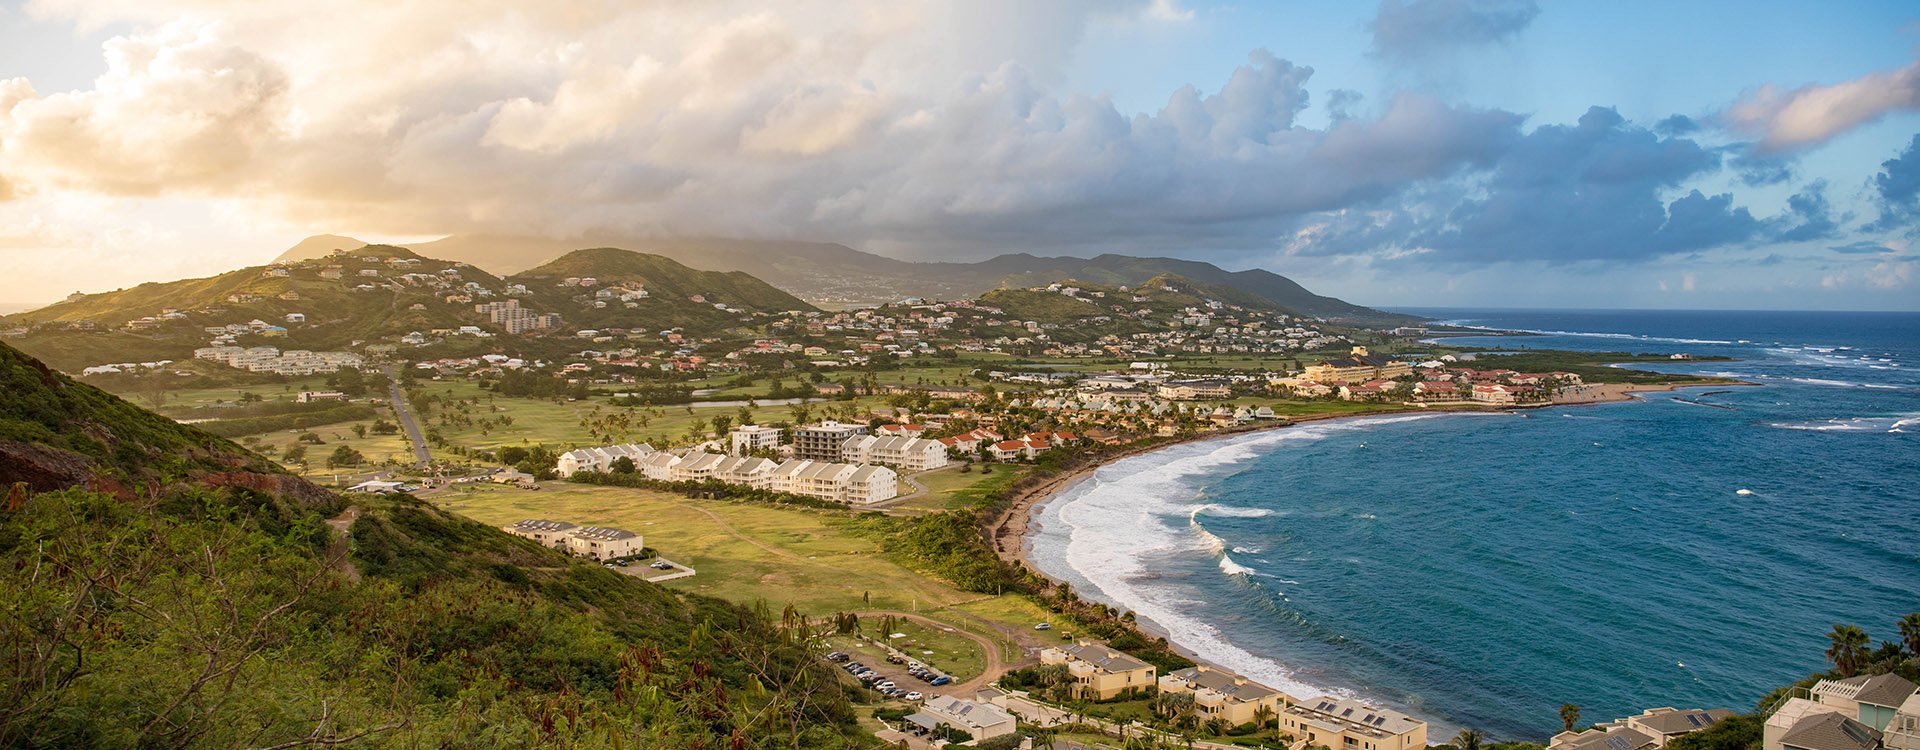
[1775,181,1840,243]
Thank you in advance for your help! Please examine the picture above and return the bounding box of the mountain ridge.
[274,234,1418,323]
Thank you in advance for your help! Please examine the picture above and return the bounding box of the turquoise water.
[1028,310,1919,740]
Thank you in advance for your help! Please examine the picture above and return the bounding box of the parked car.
[929,676,952,686]
[905,692,923,701]
[1034,622,1051,630]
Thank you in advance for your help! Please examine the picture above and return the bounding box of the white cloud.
[1723,59,1920,153]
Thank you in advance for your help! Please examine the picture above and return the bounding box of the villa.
[904,695,1017,742]
[1279,696,1428,750]
[564,526,644,561]
[1552,708,1735,750]
[1764,674,1918,750]
[1158,665,1284,727]
[501,519,579,550]
[840,434,949,471]
[1039,642,1157,700]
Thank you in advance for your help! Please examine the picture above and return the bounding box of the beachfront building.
[502,519,579,550]
[905,695,1017,742]
[1158,665,1284,727]
[1761,676,1918,750]
[794,420,868,461]
[564,526,644,560]
[1814,674,1920,731]
[1040,642,1157,700]
[729,424,784,456]
[1471,383,1519,405]
[1553,708,1736,750]
[1157,379,1233,400]
[1280,696,1428,750]
[840,434,949,471]
[1301,347,1413,385]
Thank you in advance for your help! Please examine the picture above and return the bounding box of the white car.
[905,692,924,701]
[875,681,896,690]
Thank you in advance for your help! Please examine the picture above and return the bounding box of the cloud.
[1775,181,1840,243]
[0,4,1530,261]
[1829,241,1895,254]
[1868,133,1920,232]
[1142,0,1194,22]
[1367,0,1539,65]
[1722,60,1920,153]
[1406,107,1758,263]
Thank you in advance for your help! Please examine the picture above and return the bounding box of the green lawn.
[431,481,991,617]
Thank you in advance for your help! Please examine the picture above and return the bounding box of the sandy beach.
[988,380,1708,567]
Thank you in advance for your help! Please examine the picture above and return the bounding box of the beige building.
[1553,707,1734,750]
[767,459,899,505]
[1301,347,1413,385]
[906,695,1017,742]
[841,434,950,471]
[564,526,644,560]
[1279,696,1427,750]
[1040,642,1157,700]
[502,519,578,550]
[1158,665,1284,726]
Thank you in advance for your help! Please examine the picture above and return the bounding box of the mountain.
[277,234,1415,323]
[511,247,814,314]
[2,244,814,372]
[277,233,368,261]
[0,340,867,747]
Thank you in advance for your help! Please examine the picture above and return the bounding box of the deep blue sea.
[1028,309,1919,741]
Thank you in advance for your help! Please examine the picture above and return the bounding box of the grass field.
[432,482,991,617]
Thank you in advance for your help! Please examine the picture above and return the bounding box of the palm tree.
[1900,613,1920,660]
[1560,704,1582,733]
[1455,728,1484,750]
[1827,624,1872,676]
[1254,703,1279,742]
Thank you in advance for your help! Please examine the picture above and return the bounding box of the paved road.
[384,367,431,469]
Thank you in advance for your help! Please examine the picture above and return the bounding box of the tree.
[370,419,398,435]
[1455,728,1484,750]
[326,445,364,469]
[1827,624,1871,676]
[1901,613,1920,660]
[1253,703,1278,741]
[1560,704,1581,733]
[610,456,636,474]
[282,445,307,465]
[351,424,367,439]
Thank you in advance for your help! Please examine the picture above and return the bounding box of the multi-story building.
[564,527,644,560]
[840,435,949,471]
[729,424,784,456]
[501,519,579,550]
[1301,346,1413,385]
[767,459,898,505]
[1552,708,1736,750]
[1039,642,1157,700]
[1280,697,1428,750]
[555,443,656,475]
[794,421,868,461]
[1157,666,1284,727]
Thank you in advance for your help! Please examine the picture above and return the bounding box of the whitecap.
[1196,504,1276,518]
[1220,554,1258,577]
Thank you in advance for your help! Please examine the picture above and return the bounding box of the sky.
[1,0,1918,311]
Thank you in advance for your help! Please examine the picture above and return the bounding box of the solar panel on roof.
[1840,721,1875,746]
[1605,736,1631,750]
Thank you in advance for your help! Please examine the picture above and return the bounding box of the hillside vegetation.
[0,341,871,748]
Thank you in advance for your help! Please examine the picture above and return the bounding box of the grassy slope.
[513,247,816,313]
[0,341,872,748]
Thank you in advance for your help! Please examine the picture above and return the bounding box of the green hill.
[508,247,815,334]
[1,244,817,372]
[0,340,868,748]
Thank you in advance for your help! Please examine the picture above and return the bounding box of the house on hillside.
[1040,642,1156,700]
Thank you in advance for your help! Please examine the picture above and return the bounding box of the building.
[1554,708,1735,750]
[767,459,899,505]
[1471,383,1518,405]
[794,420,868,461]
[841,434,949,471]
[1814,674,1920,731]
[1280,696,1428,750]
[1158,666,1284,727]
[1040,642,1157,700]
[556,443,656,475]
[1157,379,1234,400]
[1301,346,1413,385]
[906,695,1017,742]
[502,519,579,550]
[1763,676,1917,750]
[564,526,644,560]
[730,424,784,456]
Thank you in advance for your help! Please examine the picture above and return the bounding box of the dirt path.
[324,506,362,582]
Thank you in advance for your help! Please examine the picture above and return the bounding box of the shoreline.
[989,379,1741,714]
[988,379,1730,567]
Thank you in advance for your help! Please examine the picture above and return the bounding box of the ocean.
[1026,309,1919,741]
